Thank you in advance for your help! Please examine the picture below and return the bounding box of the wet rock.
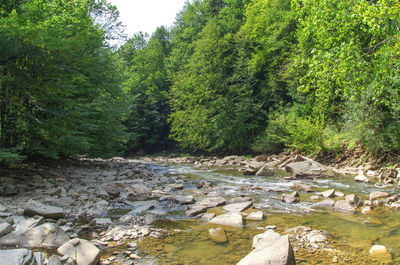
[208,227,228,243]
[354,172,370,182]
[334,200,356,213]
[370,191,390,201]
[255,166,274,177]
[0,222,70,248]
[100,183,122,198]
[13,217,44,234]
[172,195,194,204]
[186,206,208,217]
[197,180,212,189]
[246,211,264,221]
[127,200,159,215]
[48,255,63,265]
[126,184,151,195]
[24,200,64,219]
[307,230,330,243]
[313,199,335,208]
[201,213,216,221]
[209,212,243,227]
[167,183,184,190]
[90,218,113,226]
[281,193,299,203]
[238,230,296,265]
[58,238,101,265]
[0,204,8,212]
[370,245,391,259]
[34,252,45,265]
[285,159,334,178]
[223,201,253,212]
[319,189,335,198]
[292,182,313,192]
[0,248,38,265]
[0,220,12,237]
[346,194,361,208]
[334,191,345,197]
[362,206,372,214]
[242,168,257,176]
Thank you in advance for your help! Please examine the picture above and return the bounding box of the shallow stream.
[120,161,400,264]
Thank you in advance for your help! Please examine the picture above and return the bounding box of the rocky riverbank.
[0,154,399,264]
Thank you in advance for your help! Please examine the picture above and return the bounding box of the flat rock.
[185,206,208,217]
[127,200,159,215]
[306,230,330,243]
[197,197,227,208]
[313,199,335,208]
[223,201,253,212]
[0,222,12,237]
[0,222,70,248]
[370,191,390,201]
[0,204,7,212]
[320,189,335,198]
[201,213,216,221]
[209,212,243,227]
[13,217,44,235]
[47,255,63,265]
[354,172,370,182]
[172,195,194,204]
[285,159,334,178]
[90,218,113,226]
[208,227,228,243]
[292,182,313,192]
[24,199,64,219]
[57,238,101,265]
[362,206,372,214]
[0,248,37,265]
[238,230,296,265]
[334,200,356,213]
[246,211,264,221]
[255,166,274,177]
[126,184,151,195]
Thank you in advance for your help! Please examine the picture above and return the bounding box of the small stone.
[354,172,370,182]
[334,200,356,213]
[246,211,264,221]
[313,199,335,208]
[362,206,372,214]
[209,212,243,227]
[208,227,228,243]
[320,189,335,198]
[346,194,361,208]
[370,245,391,259]
[370,191,390,201]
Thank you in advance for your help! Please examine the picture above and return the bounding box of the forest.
[0,0,399,163]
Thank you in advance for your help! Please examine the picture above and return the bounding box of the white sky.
[108,0,188,36]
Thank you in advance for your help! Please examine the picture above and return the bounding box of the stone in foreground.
[24,199,64,219]
[370,245,392,260]
[237,230,296,265]
[223,201,253,212]
[0,223,69,248]
[0,248,37,265]
[57,238,101,265]
[209,212,243,227]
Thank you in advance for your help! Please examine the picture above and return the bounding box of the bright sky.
[108,0,187,36]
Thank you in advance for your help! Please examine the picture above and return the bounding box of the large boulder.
[57,238,101,265]
[0,223,69,248]
[24,200,64,219]
[0,249,37,265]
[285,159,334,178]
[209,212,243,227]
[255,166,274,177]
[237,230,296,265]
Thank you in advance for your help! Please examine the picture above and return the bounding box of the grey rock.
[223,201,253,212]
[201,213,216,221]
[319,189,335,198]
[307,230,330,243]
[285,159,334,178]
[313,199,335,208]
[57,238,101,265]
[255,166,274,177]
[346,194,361,208]
[246,211,264,221]
[127,200,159,215]
[126,184,151,195]
[90,218,113,226]
[334,200,356,213]
[292,182,313,192]
[100,183,121,197]
[0,222,12,236]
[370,191,390,201]
[354,172,370,182]
[186,197,226,216]
[34,252,45,265]
[47,255,63,265]
[281,193,298,203]
[209,212,243,227]
[14,217,44,235]
[172,195,194,204]
[24,200,64,219]
[238,230,296,265]
[0,249,37,265]
[0,204,8,212]
[0,222,69,248]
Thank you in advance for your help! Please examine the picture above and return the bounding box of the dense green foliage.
[1,0,399,162]
[0,0,128,162]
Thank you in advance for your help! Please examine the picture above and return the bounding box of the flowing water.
[122,161,400,264]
